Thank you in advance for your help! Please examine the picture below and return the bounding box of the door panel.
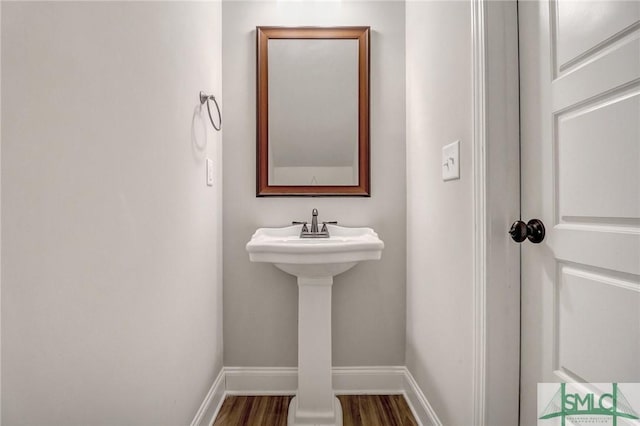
[555,1,639,70]
[519,1,640,424]
[558,264,640,381]
[558,91,640,220]
[552,37,640,112]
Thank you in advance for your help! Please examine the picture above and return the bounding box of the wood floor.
[213,395,418,426]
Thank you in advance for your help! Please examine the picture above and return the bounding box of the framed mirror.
[256,26,370,196]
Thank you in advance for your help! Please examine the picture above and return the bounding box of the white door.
[519,1,640,424]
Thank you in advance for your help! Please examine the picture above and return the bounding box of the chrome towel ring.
[199,91,222,131]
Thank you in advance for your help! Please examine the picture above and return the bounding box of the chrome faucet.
[292,209,337,238]
[310,208,319,234]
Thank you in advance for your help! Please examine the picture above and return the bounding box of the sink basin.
[246,224,384,278]
[246,222,384,426]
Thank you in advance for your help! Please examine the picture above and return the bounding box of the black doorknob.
[509,219,545,244]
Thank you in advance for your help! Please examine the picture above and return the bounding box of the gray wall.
[405,1,474,425]
[1,2,223,424]
[222,1,406,367]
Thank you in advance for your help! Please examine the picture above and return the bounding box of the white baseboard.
[224,365,407,395]
[194,366,441,426]
[332,366,406,394]
[225,367,298,395]
[190,368,226,426]
[402,368,443,426]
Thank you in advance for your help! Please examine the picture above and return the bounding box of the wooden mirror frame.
[256,26,370,196]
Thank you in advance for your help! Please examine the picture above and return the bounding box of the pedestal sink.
[246,224,384,426]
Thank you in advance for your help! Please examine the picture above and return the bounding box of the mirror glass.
[257,27,370,196]
[268,39,359,186]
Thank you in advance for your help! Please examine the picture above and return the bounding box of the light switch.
[442,140,460,181]
[206,158,214,186]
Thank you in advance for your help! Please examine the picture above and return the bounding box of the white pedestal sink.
[246,224,384,426]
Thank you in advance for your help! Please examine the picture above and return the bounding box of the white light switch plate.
[206,158,214,186]
[442,140,460,181]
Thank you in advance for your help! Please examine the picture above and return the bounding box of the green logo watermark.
[538,383,640,425]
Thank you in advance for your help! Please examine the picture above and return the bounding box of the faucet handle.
[292,221,309,233]
[321,221,338,233]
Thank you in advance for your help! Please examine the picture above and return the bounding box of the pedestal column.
[288,277,343,426]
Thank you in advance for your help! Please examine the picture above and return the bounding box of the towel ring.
[199,91,222,131]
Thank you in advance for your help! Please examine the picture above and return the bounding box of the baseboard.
[225,365,407,395]
[332,366,406,394]
[402,368,443,426]
[225,367,298,395]
[190,368,226,426]
[194,366,441,426]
